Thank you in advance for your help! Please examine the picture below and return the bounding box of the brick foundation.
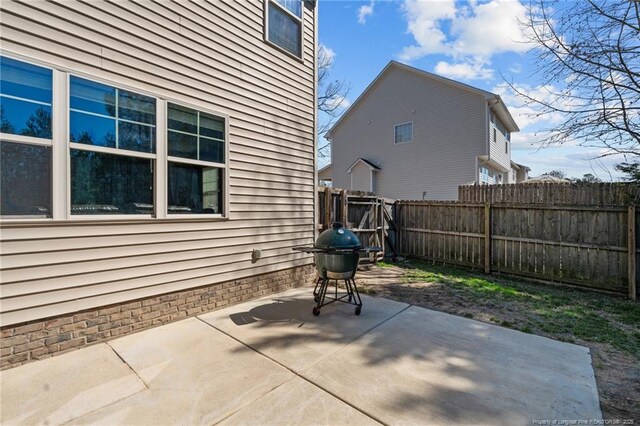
[0,265,315,370]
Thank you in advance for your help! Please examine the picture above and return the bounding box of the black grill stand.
[312,275,363,316]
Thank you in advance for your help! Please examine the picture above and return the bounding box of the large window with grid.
[167,103,224,215]
[69,76,156,215]
[0,55,229,221]
[266,0,303,58]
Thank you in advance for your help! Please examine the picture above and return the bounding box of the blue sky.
[317,0,626,180]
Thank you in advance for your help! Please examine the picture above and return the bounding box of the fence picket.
[459,183,639,205]
[318,186,636,298]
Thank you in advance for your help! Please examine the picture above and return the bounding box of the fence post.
[379,199,385,257]
[629,205,636,300]
[484,203,492,274]
[324,187,331,230]
[340,189,348,226]
[397,202,402,256]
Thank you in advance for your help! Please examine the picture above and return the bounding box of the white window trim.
[0,54,231,223]
[0,133,52,147]
[67,73,159,221]
[165,99,230,219]
[0,54,56,221]
[264,0,305,62]
[394,122,413,144]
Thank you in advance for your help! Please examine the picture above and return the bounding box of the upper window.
[266,0,303,58]
[167,103,225,215]
[1,57,53,218]
[0,56,52,139]
[394,122,413,144]
[70,76,156,153]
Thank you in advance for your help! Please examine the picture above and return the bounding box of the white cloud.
[514,147,626,180]
[435,60,494,80]
[398,0,455,58]
[398,0,529,81]
[509,63,522,74]
[510,130,542,151]
[492,82,565,130]
[449,0,529,60]
[325,95,351,110]
[358,1,375,25]
[319,43,336,63]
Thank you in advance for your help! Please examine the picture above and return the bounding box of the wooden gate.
[317,187,398,261]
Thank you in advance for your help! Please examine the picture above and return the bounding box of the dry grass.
[357,260,640,421]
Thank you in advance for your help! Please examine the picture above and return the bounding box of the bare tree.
[317,45,350,158]
[542,170,567,179]
[616,161,640,182]
[572,173,602,183]
[513,0,639,162]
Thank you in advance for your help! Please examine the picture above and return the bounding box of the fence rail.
[398,201,638,299]
[319,187,638,300]
[458,183,640,206]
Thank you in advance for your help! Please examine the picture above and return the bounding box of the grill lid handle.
[332,222,344,229]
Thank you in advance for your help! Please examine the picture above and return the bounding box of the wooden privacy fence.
[319,187,638,300]
[398,201,638,299]
[459,183,640,206]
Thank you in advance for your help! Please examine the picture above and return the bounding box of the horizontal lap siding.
[0,0,316,325]
[331,68,485,201]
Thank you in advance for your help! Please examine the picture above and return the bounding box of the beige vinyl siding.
[317,164,332,182]
[0,0,316,325]
[332,67,485,201]
[350,162,372,192]
[489,116,511,172]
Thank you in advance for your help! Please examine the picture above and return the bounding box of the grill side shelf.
[291,246,382,254]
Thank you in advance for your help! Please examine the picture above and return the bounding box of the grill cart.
[293,222,381,316]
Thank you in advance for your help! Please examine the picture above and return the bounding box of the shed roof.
[346,158,381,173]
[510,161,531,172]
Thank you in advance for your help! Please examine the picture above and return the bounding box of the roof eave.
[487,95,520,133]
[327,61,397,138]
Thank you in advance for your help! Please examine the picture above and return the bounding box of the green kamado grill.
[293,222,381,316]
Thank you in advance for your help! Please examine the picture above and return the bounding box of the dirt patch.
[356,263,640,422]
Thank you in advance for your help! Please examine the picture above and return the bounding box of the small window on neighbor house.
[266,0,303,58]
[394,122,412,144]
[505,140,509,153]
[493,128,497,143]
[479,166,489,184]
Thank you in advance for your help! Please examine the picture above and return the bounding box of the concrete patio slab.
[219,376,380,426]
[0,344,145,425]
[199,286,409,372]
[100,317,294,423]
[1,291,602,426]
[303,305,602,425]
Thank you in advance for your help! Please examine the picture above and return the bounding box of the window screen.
[267,0,302,58]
